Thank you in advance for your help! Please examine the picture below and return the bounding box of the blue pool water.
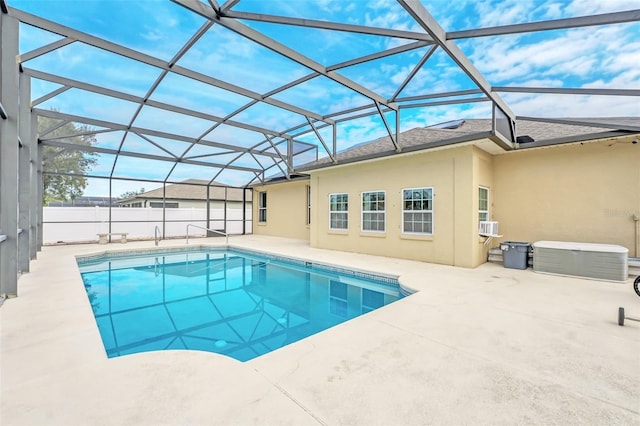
[77,248,404,362]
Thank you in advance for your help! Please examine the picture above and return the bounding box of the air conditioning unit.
[479,221,500,236]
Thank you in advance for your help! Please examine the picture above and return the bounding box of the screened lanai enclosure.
[1,0,639,297]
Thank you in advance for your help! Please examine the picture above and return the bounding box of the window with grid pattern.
[329,193,348,230]
[479,187,489,222]
[258,191,267,222]
[402,187,433,234]
[362,191,385,232]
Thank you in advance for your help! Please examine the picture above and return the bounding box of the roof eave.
[297,131,494,173]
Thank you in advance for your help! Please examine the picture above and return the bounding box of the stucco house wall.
[251,133,639,267]
[253,179,310,241]
[493,138,640,255]
[472,147,495,267]
[308,145,491,267]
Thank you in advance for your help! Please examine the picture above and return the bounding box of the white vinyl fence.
[43,207,253,244]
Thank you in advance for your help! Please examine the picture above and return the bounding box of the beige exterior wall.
[493,138,640,255]
[253,180,310,241]
[251,136,639,266]
[471,147,495,267]
[309,145,486,267]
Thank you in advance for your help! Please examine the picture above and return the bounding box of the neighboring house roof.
[48,196,119,207]
[119,179,249,204]
[296,118,637,173]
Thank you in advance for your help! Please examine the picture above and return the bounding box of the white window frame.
[361,190,386,233]
[401,187,433,235]
[329,193,348,230]
[258,191,267,223]
[478,186,489,222]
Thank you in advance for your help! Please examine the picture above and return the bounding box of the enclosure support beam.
[206,186,211,236]
[173,0,396,112]
[29,113,38,259]
[447,9,640,39]
[12,8,331,125]
[223,187,228,234]
[0,13,19,297]
[242,189,246,235]
[36,136,43,252]
[225,10,434,42]
[374,101,400,152]
[398,0,516,146]
[18,72,31,272]
[32,106,282,161]
[332,124,337,161]
[108,179,113,242]
[306,117,335,164]
[286,139,293,178]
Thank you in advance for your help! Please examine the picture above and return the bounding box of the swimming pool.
[77,247,404,362]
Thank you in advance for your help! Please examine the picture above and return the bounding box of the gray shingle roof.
[122,179,248,202]
[297,118,637,172]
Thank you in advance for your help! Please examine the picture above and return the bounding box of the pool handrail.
[154,225,161,246]
[186,224,228,245]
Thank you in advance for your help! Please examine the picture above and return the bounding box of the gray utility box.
[500,241,531,270]
[533,241,628,282]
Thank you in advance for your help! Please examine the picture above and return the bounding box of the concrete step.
[488,247,533,267]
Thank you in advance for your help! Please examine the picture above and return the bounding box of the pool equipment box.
[532,241,628,282]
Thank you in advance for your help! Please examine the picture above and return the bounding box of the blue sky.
[9,0,640,195]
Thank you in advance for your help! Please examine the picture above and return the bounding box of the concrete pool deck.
[1,235,639,425]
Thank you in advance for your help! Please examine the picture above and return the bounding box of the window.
[329,193,348,230]
[258,191,267,222]
[479,187,489,222]
[149,202,178,208]
[402,187,433,234]
[361,191,385,232]
[306,185,311,225]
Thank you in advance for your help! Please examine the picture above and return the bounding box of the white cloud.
[140,29,165,42]
[465,23,640,95]
[565,0,640,14]
[505,92,640,117]
[473,0,534,27]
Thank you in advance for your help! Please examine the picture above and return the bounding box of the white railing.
[186,224,228,245]
[154,225,161,246]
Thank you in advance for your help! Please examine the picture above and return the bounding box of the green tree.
[38,115,98,205]
[119,188,145,200]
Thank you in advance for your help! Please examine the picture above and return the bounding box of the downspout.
[634,214,640,258]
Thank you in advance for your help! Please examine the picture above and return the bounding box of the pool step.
[489,250,640,278]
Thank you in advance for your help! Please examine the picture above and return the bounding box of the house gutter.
[297,131,494,174]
